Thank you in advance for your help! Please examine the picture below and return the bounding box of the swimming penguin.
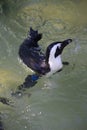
[19,27,72,77]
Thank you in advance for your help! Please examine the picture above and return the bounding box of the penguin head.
[46,39,72,63]
[45,39,72,76]
[54,39,72,57]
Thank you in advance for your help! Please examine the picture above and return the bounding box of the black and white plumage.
[19,27,72,77]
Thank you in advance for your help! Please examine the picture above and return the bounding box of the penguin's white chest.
[50,55,63,70]
[46,43,63,77]
[46,55,63,77]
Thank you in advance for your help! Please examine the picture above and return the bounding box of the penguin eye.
[55,46,61,58]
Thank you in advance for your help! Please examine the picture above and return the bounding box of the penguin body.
[19,28,72,76]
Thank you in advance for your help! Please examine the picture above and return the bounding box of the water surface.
[0,0,87,130]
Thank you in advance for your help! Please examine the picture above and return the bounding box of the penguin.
[19,27,72,77]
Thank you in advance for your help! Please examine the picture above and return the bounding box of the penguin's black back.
[18,28,48,74]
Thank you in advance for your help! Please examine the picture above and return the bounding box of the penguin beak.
[61,39,72,50]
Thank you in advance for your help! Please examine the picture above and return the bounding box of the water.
[0,0,87,130]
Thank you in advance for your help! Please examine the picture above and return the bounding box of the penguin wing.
[20,47,46,73]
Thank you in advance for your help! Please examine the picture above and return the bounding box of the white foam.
[18,57,34,73]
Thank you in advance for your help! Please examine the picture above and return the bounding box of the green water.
[0,0,87,130]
